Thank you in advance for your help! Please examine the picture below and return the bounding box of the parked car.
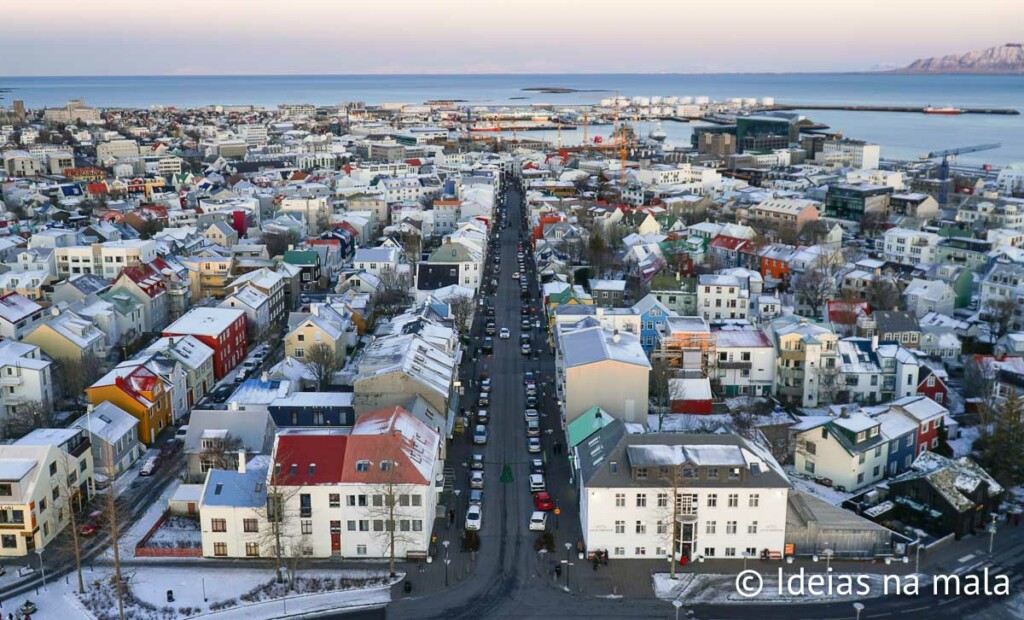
[473,425,488,445]
[482,337,494,353]
[471,454,485,470]
[530,458,544,474]
[521,318,531,330]
[526,419,540,437]
[526,394,538,408]
[139,456,159,477]
[485,323,496,336]
[521,343,531,356]
[533,492,554,511]
[478,393,490,408]
[477,409,489,424]
[524,408,539,422]
[512,272,520,280]
[465,505,482,531]
[529,473,545,492]
[470,471,485,489]
[529,511,548,531]
[469,489,484,506]
[523,372,535,386]
[175,425,189,440]
[79,510,104,536]
[527,437,542,453]
[499,327,511,339]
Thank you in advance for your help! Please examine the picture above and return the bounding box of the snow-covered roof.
[0,292,42,324]
[560,326,651,369]
[70,402,139,444]
[165,307,245,337]
[201,456,270,508]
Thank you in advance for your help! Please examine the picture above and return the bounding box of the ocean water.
[1,73,1021,164]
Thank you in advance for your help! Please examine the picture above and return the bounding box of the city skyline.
[3,0,1021,76]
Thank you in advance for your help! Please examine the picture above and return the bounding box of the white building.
[0,340,54,420]
[697,274,749,322]
[793,412,887,492]
[712,329,775,397]
[879,228,940,266]
[818,140,880,170]
[556,325,651,425]
[199,406,439,560]
[903,279,955,318]
[280,196,331,235]
[577,427,790,562]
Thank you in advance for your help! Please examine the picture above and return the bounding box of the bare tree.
[448,294,475,339]
[49,449,89,594]
[2,399,56,439]
[98,444,126,620]
[56,353,101,403]
[303,342,342,390]
[816,363,844,406]
[794,267,834,319]
[374,270,414,320]
[364,447,423,578]
[964,357,998,430]
[261,454,303,583]
[198,433,246,475]
[587,233,610,277]
[866,277,900,311]
[261,230,302,259]
[983,296,1018,345]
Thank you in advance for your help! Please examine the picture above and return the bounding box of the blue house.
[632,294,677,355]
[875,409,918,477]
[267,391,355,428]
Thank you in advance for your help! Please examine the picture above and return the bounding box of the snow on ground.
[118,477,183,554]
[649,413,733,432]
[4,566,394,620]
[949,425,982,458]
[785,466,855,506]
[147,515,202,547]
[653,571,892,604]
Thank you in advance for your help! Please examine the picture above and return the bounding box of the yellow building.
[22,309,106,362]
[86,364,172,445]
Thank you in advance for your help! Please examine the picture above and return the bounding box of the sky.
[3,0,1022,76]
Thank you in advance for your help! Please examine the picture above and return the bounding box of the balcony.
[717,361,752,370]
[0,375,24,387]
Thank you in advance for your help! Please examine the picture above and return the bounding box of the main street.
[383,178,1024,620]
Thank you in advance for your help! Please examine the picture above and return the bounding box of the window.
[0,535,16,549]
[211,519,226,532]
[749,494,759,508]
[635,467,648,480]
[657,493,669,508]
[657,521,668,535]
[614,520,625,534]
[805,461,815,473]
[728,467,741,480]
[707,494,717,507]
[706,468,718,479]
[373,520,384,532]
[329,494,340,508]
[412,495,422,507]
[214,542,227,557]
[635,520,646,534]
[399,494,411,507]
[357,545,367,556]
[372,495,384,507]
[245,543,259,557]
[301,520,313,535]
[636,493,647,508]
[704,547,715,558]
[706,521,717,535]
[857,472,865,484]
[635,547,647,556]
[347,521,356,531]
[347,495,357,506]
[300,493,312,518]
[294,348,304,358]
[0,484,14,496]
[614,547,625,556]
[726,521,737,534]
[725,547,736,557]
[359,520,369,531]
[727,494,738,508]
[243,519,258,533]
[615,493,625,507]
[748,521,758,534]
[413,520,423,531]
[873,465,881,477]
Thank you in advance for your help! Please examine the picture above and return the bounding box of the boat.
[468,125,501,132]
[923,106,964,115]
[648,122,667,141]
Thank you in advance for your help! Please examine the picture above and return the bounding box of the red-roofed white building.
[199,406,439,560]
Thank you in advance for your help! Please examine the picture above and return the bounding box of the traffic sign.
[554,508,561,515]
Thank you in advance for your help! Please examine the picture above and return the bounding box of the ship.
[648,122,667,141]
[923,106,964,115]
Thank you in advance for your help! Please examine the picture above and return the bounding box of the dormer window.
[290,464,298,476]
[609,461,618,474]
[381,461,395,472]
[356,460,370,472]
[635,467,648,480]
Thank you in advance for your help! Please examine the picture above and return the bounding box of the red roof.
[273,435,348,485]
[708,235,748,251]
[827,300,870,323]
[118,265,166,298]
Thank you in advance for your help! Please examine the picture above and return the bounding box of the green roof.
[567,406,614,447]
[283,250,318,265]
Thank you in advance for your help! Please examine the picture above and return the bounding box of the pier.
[766,103,1019,115]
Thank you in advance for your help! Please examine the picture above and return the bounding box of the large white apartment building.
[577,427,789,562]
[55,240,157,279]
[879,228,940,266]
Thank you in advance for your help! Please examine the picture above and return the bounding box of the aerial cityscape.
[1,2,1024,619]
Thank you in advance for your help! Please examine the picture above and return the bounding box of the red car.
[533,491,554,511]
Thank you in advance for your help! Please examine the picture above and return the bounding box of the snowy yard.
[785,466,855,506]
[147,515,202,548]
[949,424,982,458]
[4,566,396,620]
[118,477,183,554]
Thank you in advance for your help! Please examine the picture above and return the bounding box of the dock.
[767,104,1019,115]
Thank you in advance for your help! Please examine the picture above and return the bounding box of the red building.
[163,307,247,379]
[668,377,713,415]
[891,395,947,456]
[916,367,950,408]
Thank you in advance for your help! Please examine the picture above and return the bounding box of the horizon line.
[0,69,917,79]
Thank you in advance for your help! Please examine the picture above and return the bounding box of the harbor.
[767,103,1020,115]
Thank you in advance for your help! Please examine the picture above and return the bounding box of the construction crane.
[921,143,1001,204]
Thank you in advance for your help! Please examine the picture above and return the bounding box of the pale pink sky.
[3,0,1021,75]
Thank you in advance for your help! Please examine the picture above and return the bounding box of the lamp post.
[453,489,461,519]
[742,550,753,573]
[35,548,46,591]
[672,600,683,620]
[564,541,572,562]
[988,514,998,555]
[915,540,922,573]
[853,602,865,620]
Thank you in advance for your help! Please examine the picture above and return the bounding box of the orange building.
[87,364,172,445]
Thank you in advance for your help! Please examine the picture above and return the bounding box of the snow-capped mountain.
[897,43,1024,74]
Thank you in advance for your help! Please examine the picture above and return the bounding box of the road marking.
[938,597,961,605]
[957,553,976,563]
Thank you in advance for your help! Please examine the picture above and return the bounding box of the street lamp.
[453,489,462,526]
[742,550,754,573]
[988,514,998,555]
[444,557,451,587]
[35,548,46,591]
[813,547,834,572]
[853,602,865,620]
[672,599,683,620]
[564,541,573,561]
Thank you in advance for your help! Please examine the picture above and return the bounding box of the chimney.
[871,334,878,350]
[86,404,94,414]
[229,401,239,411]
[237,449,247,474]
[261,371,269,383]
[612,330,621,344]
[167,337,174,346]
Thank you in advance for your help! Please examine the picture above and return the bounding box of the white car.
[528,437,542,453]
[526,419,540,437]
[473,425,488,445]
[499,327,511,339]
[139,456,159,477]
[512,272,520,280]
[465,504,482,531]
[470,471,484,489]
[529,473,545,492]
[524,408,539,422]
[529,511,548,531]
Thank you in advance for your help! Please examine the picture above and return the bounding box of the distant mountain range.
[894,43,1024,74]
